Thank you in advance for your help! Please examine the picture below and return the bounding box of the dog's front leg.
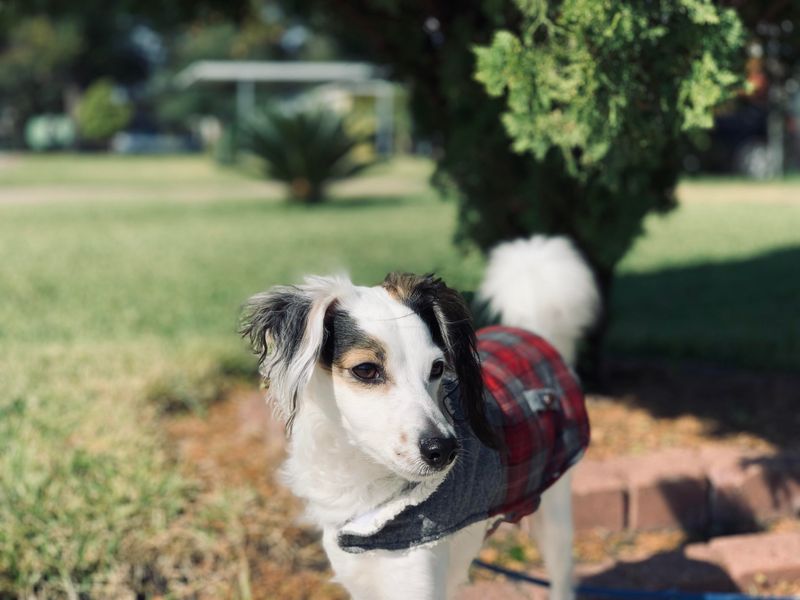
[323,529,449,600]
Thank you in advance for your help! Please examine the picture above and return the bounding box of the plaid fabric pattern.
[478,325,590,523]
[337,325,590,553]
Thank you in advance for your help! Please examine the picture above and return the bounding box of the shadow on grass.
[605,246,800,449]
[227,194,416,213]
[323,195,418,209]
[610,246,800,371]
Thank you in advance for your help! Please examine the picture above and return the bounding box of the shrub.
[240,108,375,203]
[76,79,132,144]
[284,0,745,371]
[287,0,744,266]
[471,0,745,274]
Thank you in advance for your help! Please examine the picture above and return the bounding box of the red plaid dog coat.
[337,325,590,552]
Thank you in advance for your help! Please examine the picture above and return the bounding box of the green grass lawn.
[1,153,798,596]
[612,196,800,370]
[0,153,247,185]
[0,154,485,597]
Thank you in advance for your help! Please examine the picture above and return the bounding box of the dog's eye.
[351,363,381,382]
[429,360,445,379]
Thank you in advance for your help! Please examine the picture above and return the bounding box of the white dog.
[242,236,599,600]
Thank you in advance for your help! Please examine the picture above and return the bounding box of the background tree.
[471,0,744,285]
[75,79,132,145]
[0,17,82,145]
[0,0,256,145]
[151,12,286,132]
[284,0,745,373]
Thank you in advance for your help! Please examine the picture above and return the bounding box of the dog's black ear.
[241,277,345,432]
[383,273,499,449]
[241,286,311,367]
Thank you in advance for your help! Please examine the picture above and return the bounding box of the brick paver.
[572,445,800,533]
[704,531,800,587]
[624,448,709,530]
[571,459,627,531]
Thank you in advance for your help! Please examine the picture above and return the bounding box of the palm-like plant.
[241,107,375,204]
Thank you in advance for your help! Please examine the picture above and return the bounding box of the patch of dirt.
[164,387,346,600]
[585,395,775,460]
[479,526,691,573]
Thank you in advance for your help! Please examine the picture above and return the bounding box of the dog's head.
[241,273,496,482]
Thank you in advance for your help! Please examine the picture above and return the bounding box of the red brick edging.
[570,446,800,534]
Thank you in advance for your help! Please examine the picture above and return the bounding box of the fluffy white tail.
[477,235,600,365]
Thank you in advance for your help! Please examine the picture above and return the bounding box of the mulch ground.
[165,360,800,598]
[588,358,800,458]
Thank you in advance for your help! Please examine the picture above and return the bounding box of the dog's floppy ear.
[241,276,347,431]
[383,273,499,449]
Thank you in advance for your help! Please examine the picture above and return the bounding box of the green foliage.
[151,7,341,133]
[0,16,81,88]
[75,79,132,143]
[474,0,744,177]
[0,16,82,144]
[284,0,746,290]
[240,108,376,203]
[151,20,277,130]
[467,0,745,277]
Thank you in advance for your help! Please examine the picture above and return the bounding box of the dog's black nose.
[419,436,458,469]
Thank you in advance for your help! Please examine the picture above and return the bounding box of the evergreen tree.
[288,0,745,370]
